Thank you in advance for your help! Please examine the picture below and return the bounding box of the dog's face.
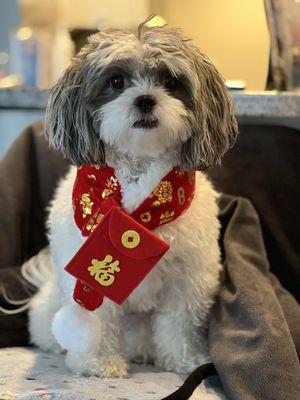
[46,26,238,170]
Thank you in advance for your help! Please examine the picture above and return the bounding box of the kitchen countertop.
[1,88,300,120]
[232,91,300,118]
[0,88,48,110]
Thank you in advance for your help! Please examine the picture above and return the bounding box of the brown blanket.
[0,122,299,399]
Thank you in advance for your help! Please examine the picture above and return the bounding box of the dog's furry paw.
[95,355,128,378]
[65,351,128,378]
[30,333,62,355]
[43,341,62,355]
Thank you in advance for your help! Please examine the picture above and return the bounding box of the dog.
[28,22,238,378]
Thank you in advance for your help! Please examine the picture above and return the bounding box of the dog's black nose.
[134,95,156,114]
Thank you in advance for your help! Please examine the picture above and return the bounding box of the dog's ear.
[45,51,105,166]
[180,52,238,171]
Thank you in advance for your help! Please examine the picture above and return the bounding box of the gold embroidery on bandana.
[86,218,94,232]
[82,283,92,292]
[159,211,175,225]
[150,180,173,206]
[80,193,94,218]
[86,211,104,232]
[88,174,96,181]
[175,168,185,178]
[102,176,119,199]
[177,187,186,205]
[140,211,152,223]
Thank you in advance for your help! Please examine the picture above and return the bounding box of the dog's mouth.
[133,118,158,129]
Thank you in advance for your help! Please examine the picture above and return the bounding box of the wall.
[0,0,20,75]
[150,0,270,90]
[55,0,149,30]
[18,0,270,90]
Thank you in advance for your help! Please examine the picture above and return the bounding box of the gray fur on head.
[180,49,238,170]
[46,24,238,169]
[45,39,106,165]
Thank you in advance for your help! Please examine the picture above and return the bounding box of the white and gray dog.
[28,23,238,378]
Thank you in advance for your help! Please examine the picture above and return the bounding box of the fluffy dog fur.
[28,23,238,378]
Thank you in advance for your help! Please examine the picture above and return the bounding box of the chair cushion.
[0,347,226,400]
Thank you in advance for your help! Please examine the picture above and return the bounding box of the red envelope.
[65,206,169,309]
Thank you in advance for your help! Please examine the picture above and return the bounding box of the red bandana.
[65,165,196,311]
[73,165,196,235]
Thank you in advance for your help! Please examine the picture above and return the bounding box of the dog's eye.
[110,75,125,90]
[163,74,178,91]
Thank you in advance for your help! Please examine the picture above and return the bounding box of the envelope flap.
[109,207,169,260]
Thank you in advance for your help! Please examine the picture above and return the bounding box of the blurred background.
[1,0,300,156]
[0,0,270,90]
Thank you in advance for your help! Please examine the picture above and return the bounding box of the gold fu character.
[88,255,120,286]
